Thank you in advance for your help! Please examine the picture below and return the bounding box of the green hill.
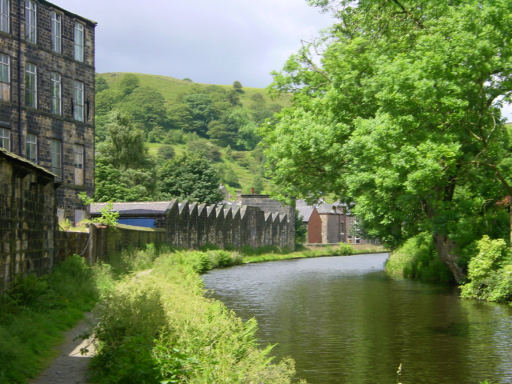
[94,72,288,199]
[98,72,289,108]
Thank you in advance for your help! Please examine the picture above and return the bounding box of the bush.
[385,233,454,283]
[461,236,512,303]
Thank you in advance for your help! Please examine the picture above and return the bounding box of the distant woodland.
[94,73,288,202]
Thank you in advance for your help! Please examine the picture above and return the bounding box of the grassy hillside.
[95,72,287,198]
[99,72,289,108]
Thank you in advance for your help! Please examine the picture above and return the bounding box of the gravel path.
[30,313,97,384]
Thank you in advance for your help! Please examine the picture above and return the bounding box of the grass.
[241,243,387,263]
[90,247,304,384]
[0,243,381,383]
[0,255,105,383]
[98,72,290,108]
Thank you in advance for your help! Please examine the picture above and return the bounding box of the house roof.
[297,205,314,222]
[90,201,173,216]
[0,147,59,182]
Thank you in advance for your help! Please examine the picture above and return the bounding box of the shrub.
[461,236,512,303]
[385,233,454,283]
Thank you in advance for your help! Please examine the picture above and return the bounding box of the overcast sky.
[50,0,333,88]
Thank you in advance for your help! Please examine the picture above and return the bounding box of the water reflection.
[202,254,512,384]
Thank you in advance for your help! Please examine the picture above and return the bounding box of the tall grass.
[90,249,303,383]
[0,255,113,383]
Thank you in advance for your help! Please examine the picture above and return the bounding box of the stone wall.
[155,200,294,250]
[0,148,57,290]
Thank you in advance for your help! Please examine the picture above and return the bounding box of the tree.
[94,157,156,202]
[158,153,223,204]
[122,87,169,135]
[96,76,109,93]
[119,74,140,96]
[182,93,220,136]
[233,80,244,93]
[262,0,512,282]
[97,111,149,170]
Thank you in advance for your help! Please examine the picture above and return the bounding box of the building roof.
[90,201,173,216]
[0,147,59,181]
[42,0,97,26]
[297,205,314,222]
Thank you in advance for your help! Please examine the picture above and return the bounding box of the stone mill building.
[0,0,96,223]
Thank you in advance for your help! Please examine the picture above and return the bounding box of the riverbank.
[3,243,382,383]
[241,243,387,264]
[90,247,306,383]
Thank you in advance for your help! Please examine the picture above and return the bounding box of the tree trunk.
[433,233,465,283]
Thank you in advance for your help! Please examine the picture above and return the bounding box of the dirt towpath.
[30,313,96,384]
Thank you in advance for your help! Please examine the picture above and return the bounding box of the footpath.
[30,313,96,384]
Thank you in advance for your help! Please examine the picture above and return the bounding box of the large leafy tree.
[158,153,223,204]
[262,0,512,282]
[95,112,157,201]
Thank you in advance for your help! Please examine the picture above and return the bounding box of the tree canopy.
[158,154,224,204]
[261,0,512,281]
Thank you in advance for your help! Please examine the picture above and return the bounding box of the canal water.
[202,254,512,384]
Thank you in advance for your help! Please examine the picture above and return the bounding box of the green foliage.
[233,80,244,93]
[262,0,512,280]
[95,76,109,93]
[78,194,120,227]
[94,157,157,202]
[0,255,112,384]
[186,139,222,162]
[461,236,512,303]
[98,111,149,170]
[94,73,288,196]
[91,250,300,384]
[158,153,223,204]
[156,145,175,161]
[295,210,307,245]
[119,73,140,96]
[121,87,169,135]
[385,233,454,283]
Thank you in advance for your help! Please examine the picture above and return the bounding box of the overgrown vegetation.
[461,236,512,304]
[0,256,103,383]
[385,233,454,284]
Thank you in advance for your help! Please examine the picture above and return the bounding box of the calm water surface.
[202,254,512,384]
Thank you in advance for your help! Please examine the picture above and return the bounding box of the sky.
[50,0,334,88]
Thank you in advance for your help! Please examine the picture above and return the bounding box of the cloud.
[50,0,334,87]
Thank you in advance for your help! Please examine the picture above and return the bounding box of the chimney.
[251,187,255,194]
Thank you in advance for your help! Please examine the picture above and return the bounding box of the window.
[26,134,37,163]
[25,0,36,43]
[73,81,84,121]
[50,72,61,115]
[50,12,61,53]
[73,144,84,185]
[25,63,37,108]
[0,53,9,101]
[0,0,9,33]
[50,139,62,178]
[0,127,9,150]
[74,23,84,62]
